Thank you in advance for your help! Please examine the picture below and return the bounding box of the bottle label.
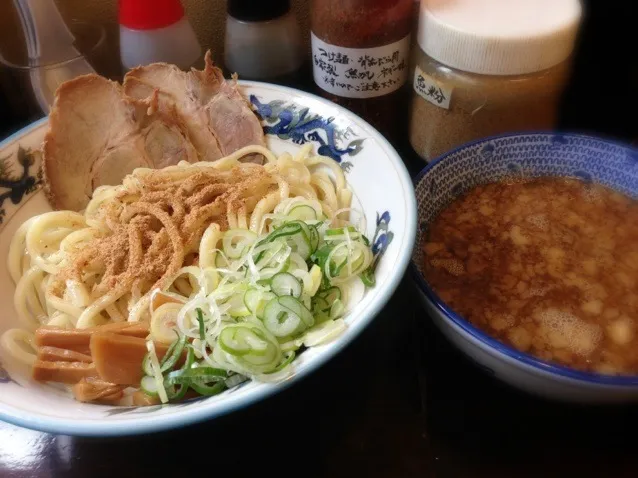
[311,33,410,99]
[413,66,453,110]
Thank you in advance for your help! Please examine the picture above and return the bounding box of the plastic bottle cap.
[119,0,184,30]
[417,0,583,76]
[227,0,290,22]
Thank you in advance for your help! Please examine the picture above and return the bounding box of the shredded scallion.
[143,199,378,403]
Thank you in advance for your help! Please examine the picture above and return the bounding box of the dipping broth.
[422,177,638,375]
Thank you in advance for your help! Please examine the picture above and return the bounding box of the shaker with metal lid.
[224,0,303,84]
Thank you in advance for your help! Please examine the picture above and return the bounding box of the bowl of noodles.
[0,81,416,435]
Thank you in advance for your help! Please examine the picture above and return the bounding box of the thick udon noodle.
[1,144,354,368]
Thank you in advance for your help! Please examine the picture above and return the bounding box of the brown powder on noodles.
[56,163,277,306]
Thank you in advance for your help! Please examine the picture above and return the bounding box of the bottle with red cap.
[119,0,201,70]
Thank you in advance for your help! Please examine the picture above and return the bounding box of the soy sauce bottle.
[310,0,413,142]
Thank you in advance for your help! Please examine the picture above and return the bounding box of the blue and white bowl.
[0,81,417,435]
[412,132,638,403]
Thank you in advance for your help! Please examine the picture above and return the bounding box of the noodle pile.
[2,144,352,366]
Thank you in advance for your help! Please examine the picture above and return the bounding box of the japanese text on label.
[311,33,410,99]
[413,66,452,109]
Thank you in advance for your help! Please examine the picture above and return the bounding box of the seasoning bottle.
[409,0,582,162]
[310,0,413,141]
[224,0,303,84]
[118,0,201,70]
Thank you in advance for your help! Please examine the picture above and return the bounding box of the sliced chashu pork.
[124,55,224,162]
[43,74,197,211]
[123,51,265,160]
[206,79,266,158]
[133,89,199,169]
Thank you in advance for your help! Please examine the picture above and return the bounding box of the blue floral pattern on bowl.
[250,95,365,170]
[0,359,18,386]
[371,211,393,257]
[0,146,40,224]
[0,362,10,384]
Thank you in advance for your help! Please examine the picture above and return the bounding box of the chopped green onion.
[312,295,330,314]
[160,335,178,363]
[216,323,282,374]
[196,308,206,341]
[140,375,159,397]
[182,344,196,370]
[140,215,378,398]
[190,380,226,396]
[263,295,314,337]
[308,224,320,252]
[164,367,228,387]
[219,326,254,356]
[259,221,302,245]
[160,333,187,373]
[360,265,376,287]
[330,299,345,319]
[142,353,154,377]
[270,272,302,298]
[244,288,275,319]
[288,205,317,221]
[317,286,341,303]
[164,383,188,401]
[259,221,313,259]
[325,226,357,236]
[265,351,296,374]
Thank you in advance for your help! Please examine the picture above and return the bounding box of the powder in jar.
[409,0,582,161]
[409,55,571,161]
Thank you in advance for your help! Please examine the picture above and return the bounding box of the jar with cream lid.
[409,0,583,162]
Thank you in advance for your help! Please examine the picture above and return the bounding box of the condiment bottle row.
[308,0,583,162]
[116,0,584,164]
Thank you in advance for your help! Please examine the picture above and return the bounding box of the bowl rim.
[0,80,418,435]
[411,131,638,387]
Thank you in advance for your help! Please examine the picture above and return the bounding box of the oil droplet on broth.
[534,308,602,357]
[526,213,549,231]
[430,258,465,277]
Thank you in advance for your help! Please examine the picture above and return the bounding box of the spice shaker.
[409,0,583,162]
[310,0,413,141]
[224,0,303,84]
[119,0,201,71]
